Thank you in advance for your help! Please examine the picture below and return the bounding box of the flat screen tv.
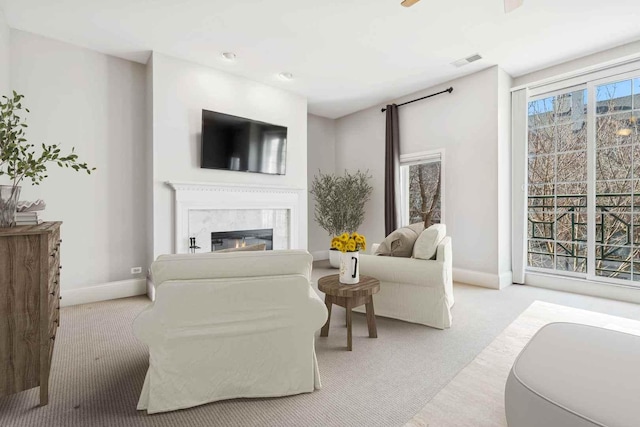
[201,110,287,175]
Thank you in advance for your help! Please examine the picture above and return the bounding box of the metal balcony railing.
[528,193,638,278]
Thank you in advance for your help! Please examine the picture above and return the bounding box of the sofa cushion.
[215,243,266,253]
[413,224,446,260]
[374,223,424,257]
[151,250,312,286]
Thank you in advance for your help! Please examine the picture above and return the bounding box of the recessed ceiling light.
[221,52,236,61]
[278,72,293,81]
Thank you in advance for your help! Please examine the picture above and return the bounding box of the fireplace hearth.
[211,228,274,251]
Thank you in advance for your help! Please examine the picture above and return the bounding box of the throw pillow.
[215,243,267,253]
[374,223,425,257]
[413,224,446,260]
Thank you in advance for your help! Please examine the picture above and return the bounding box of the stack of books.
[15,211,44,225]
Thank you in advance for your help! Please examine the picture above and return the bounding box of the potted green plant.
[0,92,94,228]
[310,170,373,268]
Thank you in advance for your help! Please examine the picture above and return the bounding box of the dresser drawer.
[48,279,59,298]
[48,306,58,341]
[48,238,60,290]
[48,265,60,294]
[47,293,61,331]
[48,288,60,320]
[47,229,60,255]
[47,300,60,354]
[48,257,61,328]
[48,245,60,270]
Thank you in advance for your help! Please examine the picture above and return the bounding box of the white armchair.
[133,250,328,414]
[358,234,453,329]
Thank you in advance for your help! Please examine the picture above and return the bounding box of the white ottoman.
[505,322,640,427]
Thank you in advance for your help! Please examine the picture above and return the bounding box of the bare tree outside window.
[401,159,442,228]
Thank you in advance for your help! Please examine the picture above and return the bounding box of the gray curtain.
[384,104,400,236]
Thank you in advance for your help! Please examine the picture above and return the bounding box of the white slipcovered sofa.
[358,225,453,329]
[133,250,328,414]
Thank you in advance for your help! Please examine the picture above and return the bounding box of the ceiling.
[2,0,640,118]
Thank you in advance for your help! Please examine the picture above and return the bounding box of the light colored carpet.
[407,301,640,427]
[1,260,639,426]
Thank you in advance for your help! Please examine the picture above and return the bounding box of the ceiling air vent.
[451,54,483,68]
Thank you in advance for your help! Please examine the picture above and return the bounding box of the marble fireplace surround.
[166,181,304,254]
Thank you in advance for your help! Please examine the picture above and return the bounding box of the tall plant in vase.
[310,170,373,268]
[0,92,95,228]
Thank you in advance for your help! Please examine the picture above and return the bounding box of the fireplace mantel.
[166,181,304,195]
[166,181,304,254]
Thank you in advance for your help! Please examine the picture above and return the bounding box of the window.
[399,151,444,228]
[525,71,640,286]
[527,88,588,274]
[594,77,640,281]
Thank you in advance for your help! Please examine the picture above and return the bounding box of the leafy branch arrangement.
[0,92,95,188]
[310,170,373,237]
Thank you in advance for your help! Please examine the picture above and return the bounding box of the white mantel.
[166,181,305,254]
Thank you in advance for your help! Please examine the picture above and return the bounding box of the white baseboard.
[525,271,640,304]
[453,268,513,290]
[499,271,514,289]
[311,250,329,261]
[61,278,149,307]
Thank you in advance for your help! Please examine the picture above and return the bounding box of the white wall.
[335,66,512,288]
[307,114,336,256]
[513,39,640,88]
[0,10,9,94]
[334,110,384,246]
[150,53,308,257]
[8,30,148,293]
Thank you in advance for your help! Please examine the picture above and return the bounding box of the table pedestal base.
[320,294,377,351]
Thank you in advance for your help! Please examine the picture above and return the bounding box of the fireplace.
[211,228,274,251]
[167,181,304,254]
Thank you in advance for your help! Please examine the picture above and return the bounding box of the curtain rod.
[380,87,454,113]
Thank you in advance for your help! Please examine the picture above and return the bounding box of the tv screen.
[201,110,287,175]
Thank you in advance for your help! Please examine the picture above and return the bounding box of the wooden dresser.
[0,222,62,405]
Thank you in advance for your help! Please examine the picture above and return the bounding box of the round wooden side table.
[318,274,380,351]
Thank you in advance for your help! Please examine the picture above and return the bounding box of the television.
[201,110,287,175]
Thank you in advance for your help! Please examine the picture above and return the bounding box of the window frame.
[522,66,640,288]
[526,85,588,279]
[398,149,445,228]
[586,69,640,286]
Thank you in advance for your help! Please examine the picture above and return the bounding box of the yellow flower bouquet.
[330,232,366,253]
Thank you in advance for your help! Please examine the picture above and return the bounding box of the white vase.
[339,251,360,285]
[329,249,341,268]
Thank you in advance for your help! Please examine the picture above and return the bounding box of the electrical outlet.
[131,267,142,275]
